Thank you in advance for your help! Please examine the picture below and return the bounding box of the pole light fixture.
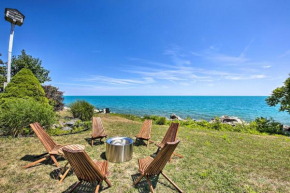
[4,8,25,88]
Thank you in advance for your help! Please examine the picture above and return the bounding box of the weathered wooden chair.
[136,119,153,147]
[91,117,107,146]
[155,122,183,161]
[23,122,65,168]
[134,140,183,193]
[63,144,112,193]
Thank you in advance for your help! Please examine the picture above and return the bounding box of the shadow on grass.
[131,173,159,193]
[84,138,105,146]
[99,152,107,160]
[131,173,179,192]
[134,139,147,147]
[62,181,110,193]
[49,167,74,180]
[20,154,65,168]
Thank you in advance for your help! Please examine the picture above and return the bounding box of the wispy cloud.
[262,65,271,68]
[225,74,266,80]
[279,50,290,58]
[77,76,155,85]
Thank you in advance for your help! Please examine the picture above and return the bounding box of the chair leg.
[50,155,60,167]
[161,171,183,193]
[134,174,144,185]
[23,157,48,169]
[95,181,101,193]
[173,152,184,158]
[59,164,70,184]
[91,137,94,146]
[104,178,112,187]
[68,181,81,193]
[146,176,154,193]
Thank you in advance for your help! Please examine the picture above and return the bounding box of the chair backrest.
[145,140,180,175]
[30,122,56,153]
[92,117,106,137]
[137,119,152,139]
[160,122,179,145]
[63,144,104,183]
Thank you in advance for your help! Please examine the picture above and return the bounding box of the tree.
[0,53,6,93]
[42,85,65,111]
[0,68,49,107]
[11,50,51,83]
[266,74,290,114]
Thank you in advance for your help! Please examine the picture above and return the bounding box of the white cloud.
[225,74,266,80]
[262,65,271,68]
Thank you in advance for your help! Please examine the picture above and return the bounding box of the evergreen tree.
[0,68,49,106]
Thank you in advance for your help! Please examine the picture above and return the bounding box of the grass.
[1,113,290,192]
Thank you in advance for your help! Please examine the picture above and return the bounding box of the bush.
[0,68,49,106]
[42,85,64,111]
[254,117,283,134]
[0,98,55,137]
[155,117,167,125]
[69,100,95,121]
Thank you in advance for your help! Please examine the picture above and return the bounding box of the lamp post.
[4,8,25,88]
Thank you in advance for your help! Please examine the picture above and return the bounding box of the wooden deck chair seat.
[136,119,153,147]
[62,144,112,193]
[23,122,66,169]
[155,122,183,161]
[91,117,107,146]
[134,140,183,193]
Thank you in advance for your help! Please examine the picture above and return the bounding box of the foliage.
[0,53,5,93]
[0,68,49,106]
[254,117,283,134]
[42,85,64,111]
[266,74,290,114]
[0,98,55,137]
[143,114,167,125]
[11,50,51,83]
[155,117,167,125]
[69,100,95,121]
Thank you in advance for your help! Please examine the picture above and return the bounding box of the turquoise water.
[64,96,290,125]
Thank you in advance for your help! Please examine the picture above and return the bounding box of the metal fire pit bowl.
[106,137,133,163]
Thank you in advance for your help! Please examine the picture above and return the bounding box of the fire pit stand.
[106,137,133,163]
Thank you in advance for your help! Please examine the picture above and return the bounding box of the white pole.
[7,23,15,84]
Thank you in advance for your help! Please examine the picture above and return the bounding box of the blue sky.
[0,0,290,96]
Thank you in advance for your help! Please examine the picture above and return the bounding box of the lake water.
[64,96,290,125]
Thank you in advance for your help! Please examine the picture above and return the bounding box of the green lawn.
[1,114,290,192]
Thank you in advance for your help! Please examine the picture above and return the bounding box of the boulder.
[63,106,71,111]
[220,115,243,126]
[283,125,290,130]
[62,127,72,131]
[170,114,184,121]
[65,118,80,127]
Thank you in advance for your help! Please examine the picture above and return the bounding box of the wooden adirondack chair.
[134,140,183,193]
[23,122,65,168]
[62,144,112,193]
[91,117,107,146]
[155,122,183,161]
[136,119,153,147]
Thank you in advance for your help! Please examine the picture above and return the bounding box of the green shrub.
[0,68,49,106]
[0,98,55,137]
[155,117,167,125]
[254,117,283,134]
[69,100,94,121]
